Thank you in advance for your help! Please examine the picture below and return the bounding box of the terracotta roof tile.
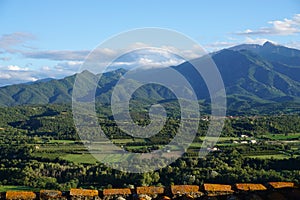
[6,191,36,200]
[235,183,267,191]
[103,188,132,196]
[203,184,234,192]
[136,186,164,195]
[171,185,199,195]
[70,188,98,197]
[268,182,295,189]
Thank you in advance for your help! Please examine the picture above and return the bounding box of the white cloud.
[0,65,38,86]
[7,65,29,71]
[65,61,83,66]
[85,45,205,73]
[106,48,186,71]
[0,63,80,86]
[41,66,51,71]
[0,33,207,85]
[160,45,206,60]
[111,61,135,66]
[0,43,211,86]
[136,57,184,69]
[237,14,300,35]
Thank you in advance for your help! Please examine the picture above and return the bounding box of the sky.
[0,0,299,86]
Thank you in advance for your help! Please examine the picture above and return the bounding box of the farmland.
[31,133,300,164]
[0,104,299,190]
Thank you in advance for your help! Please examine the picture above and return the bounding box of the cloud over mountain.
[237,14,300,35]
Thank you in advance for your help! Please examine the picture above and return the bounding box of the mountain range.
[0,42,300,115]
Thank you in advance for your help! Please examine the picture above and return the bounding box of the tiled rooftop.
[0,182,298,200]
[70,188,98,197]
[102,188,132,196]
[136,186,164,195]
[203,183,233,192]
[268,182,295,189]
[5,191,36,200]
[170,185,200,195]
[235,183,267,191]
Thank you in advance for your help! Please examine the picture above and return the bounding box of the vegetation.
[0,104,299,191]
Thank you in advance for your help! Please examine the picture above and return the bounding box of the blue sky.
[0,0,299,86]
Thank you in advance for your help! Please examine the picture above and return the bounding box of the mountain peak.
[80,69,95,75]
[262,41,277,48]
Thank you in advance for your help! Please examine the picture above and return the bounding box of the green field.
[199,136,239,141]
[260,133,300,140]
[60,153,98,164]
[0,186,35,192]
[246,154,291,159]
[48,139,76,144]
[111,138,146,144]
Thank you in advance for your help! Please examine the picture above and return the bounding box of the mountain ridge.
[0,42,300,114]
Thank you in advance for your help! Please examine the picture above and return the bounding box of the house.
[206,147,220,152]
[212,147,219,151]
[240,134,248,138]
[250,140,257,144]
